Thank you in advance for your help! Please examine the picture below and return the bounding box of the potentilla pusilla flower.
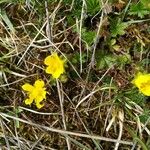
[132,72,150,96]
[44,52,65,79]
[22,79,46,108]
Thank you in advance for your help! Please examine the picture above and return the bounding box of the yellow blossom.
[22,79,46,108]
[132,72,150,96]
[44,52,65,79]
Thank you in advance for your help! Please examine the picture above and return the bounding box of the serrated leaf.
[139,110,150,123]
[86,0,101,15]
[110,20,128,37]
[82,29,96,45]
[129,2,150,18]
[96,57,106,69]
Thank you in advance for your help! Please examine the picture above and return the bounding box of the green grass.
[0,0,150,149]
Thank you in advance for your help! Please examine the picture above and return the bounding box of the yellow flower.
[44,52,65,79]
[132,72,150,96]
[22,79,46,108]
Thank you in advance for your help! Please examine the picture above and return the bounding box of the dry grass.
[0,0,150,149]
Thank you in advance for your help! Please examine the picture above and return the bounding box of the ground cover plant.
[0,0,150,149]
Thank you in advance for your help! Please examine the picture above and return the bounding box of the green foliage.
[141,0,150,8]
[139,109,150,124]
[117,54,131,68]
[143,56,150,64]
[73,27,96,45]
[124,88,146,107]
[63,0,82,19]
[71,52,87,65]
[81,28,96,45]
[110,19,128,37]
[129,2,150,18]
[96,51,131,70]
[64,0,101,24]
[86,0,101,16]
[63,0,81,5]
[127,127,149,150]
[0,9,15,33]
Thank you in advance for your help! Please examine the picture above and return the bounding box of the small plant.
[81,28,96,46]
[96,51,131,70]
[96,52,116,69]
[86,0,101,16]
[141,0,150,8]
[110,19,128,37]
[71,52,87,65]
[22,79,47,108]
[129,1,150,18]
[139,109,150,124]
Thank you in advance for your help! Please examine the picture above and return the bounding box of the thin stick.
[79,0,86,73]
[0,112,133,146]
[114,110,124,150]
[76,86,115,109]
[45,1,53,43]
[78,10,104,103]
[19,106,60,116]
[57,80,71,150]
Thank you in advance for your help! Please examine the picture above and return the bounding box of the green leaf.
[72,52,87,64]
[0,9,15,33]
[96,52,117,69]
[82,28,96,45]
[139,110,150,124]
[124,89,146,107]
[86,0,101,15]
[110,20,128,37]
[117,54,131,65]
[129,2,150,18]
[127,127,149,150]
[141,0,150,9]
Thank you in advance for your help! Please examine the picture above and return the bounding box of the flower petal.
[52,70,62,79]
[141,87,150,96]
[132,72,150,96]
[45,66,54,74]
[22,83,33,92]
[36,102,44,109]
[34,80,45,88]
[44,56,53,66]
[133,73,150,88]
[35,90,46,103]
[25,98,34,105]
[44,53,58,66]
[41,91,46,99]
[45,64,64,79]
